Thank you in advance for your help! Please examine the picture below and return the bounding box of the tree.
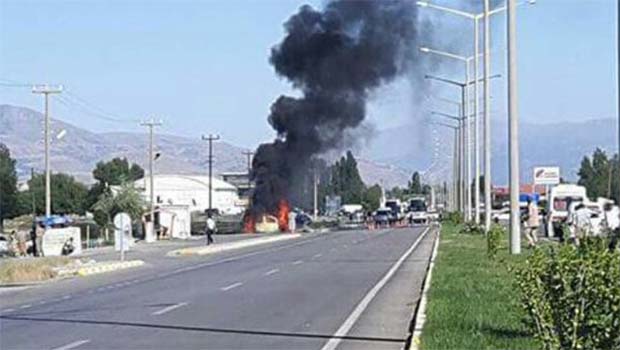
[408,171,423,194]
[0,143,18,231]
[363,184,383,211]
[26,173,88,215]
[327,151,366,204]
[92,181,146,227]
[578,148,618,202]
[88,158,144,208]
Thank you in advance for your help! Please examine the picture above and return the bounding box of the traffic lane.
[0,231,329,309]
[337,228,436,350]
[0,229,392,349]
[76,227,427,349]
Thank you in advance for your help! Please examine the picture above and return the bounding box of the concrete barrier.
[167,234,301,257]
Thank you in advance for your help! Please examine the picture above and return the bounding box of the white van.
[546,184,587,237]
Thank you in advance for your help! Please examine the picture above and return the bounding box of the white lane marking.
[96,287,105,292]
[62,295,72,300]
[51,339,91,350]
[320,227,430,350]
[19,304,31,309]
[39,300,47,305]
[151,302,188,316]
[220,282,243,291]
[292,260,303,265]
[3,308,15,313]
[264,268,280,276]
[313,253,322,259]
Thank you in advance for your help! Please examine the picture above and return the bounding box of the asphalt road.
[1,226,435,350]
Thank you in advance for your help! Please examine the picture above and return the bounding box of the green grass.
[420,223,540,350]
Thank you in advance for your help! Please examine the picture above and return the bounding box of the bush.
[443,211,463,225]
[515,238,620,350]
[459,221,484,235]
[487,223,504,260]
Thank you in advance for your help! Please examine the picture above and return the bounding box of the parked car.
[373,208,391,228]
[255,215,279,233]
[0,234,9,256]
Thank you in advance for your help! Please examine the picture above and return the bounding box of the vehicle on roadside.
[255,215,279,233]
[545,184,587,237]
[385,199,405,223]
[407,197,428,224]
[373,208,391,228]
[0,234,9,256]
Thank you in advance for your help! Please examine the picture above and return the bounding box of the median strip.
[167,234,301,257]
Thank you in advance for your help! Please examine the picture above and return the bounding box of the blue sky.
[0,0,617,150]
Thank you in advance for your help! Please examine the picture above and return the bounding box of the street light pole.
[483,0,493,232]
[202,134,220,214]
[32,84,63,224]
[508,0,521,254]
[465,60,472,221]
[473,17,481,225]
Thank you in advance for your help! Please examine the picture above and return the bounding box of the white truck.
[546,184,587,237]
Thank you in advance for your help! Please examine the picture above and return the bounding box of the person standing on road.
[205,213,216,245]
[525,198,539,248]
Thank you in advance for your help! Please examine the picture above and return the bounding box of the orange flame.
[277,199,290,232]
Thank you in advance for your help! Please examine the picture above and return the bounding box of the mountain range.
[1,104,616,189]
[0,104,411,188]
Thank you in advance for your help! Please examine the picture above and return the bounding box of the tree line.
[578,148,619,203]
[0,142,145,230]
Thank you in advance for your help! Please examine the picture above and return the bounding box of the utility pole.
[140,119,162,243]
[203,134,220,214]
[32,84,62,225]
[242,150,253,202]
[508,0,521,254]
[483,0,493,232]
[313,169,319,220]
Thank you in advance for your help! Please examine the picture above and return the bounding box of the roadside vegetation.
[420,221,539,350]
[0,257,71,284]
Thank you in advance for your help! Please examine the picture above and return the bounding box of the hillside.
[0,104,411,188]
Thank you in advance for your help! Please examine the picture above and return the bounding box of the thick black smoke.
[251,0,421,216]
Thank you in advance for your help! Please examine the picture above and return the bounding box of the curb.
[77,260,144,276]
[167,234,301,257]
[54,260,145,277]
[409,225,441,350]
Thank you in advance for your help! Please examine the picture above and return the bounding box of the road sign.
[533,167,560,185]
[113,213,133,257]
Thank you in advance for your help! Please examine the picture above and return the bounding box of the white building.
[135,174,244,216]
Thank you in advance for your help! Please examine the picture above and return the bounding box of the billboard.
[533,167,560,185]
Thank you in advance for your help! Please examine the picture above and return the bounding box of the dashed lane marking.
[151,302,188,316]
[220,282,243,291]
[264,268,280,276]
[51,339,91,350]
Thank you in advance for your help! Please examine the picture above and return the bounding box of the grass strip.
[420,222,539,350]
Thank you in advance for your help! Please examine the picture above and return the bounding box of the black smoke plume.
[250,0,421,216]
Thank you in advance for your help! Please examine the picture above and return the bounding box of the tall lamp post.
[420,47,474,221]
[432,121,460,211]
[418,0,536,229]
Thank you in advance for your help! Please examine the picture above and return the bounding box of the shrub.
[515,238,620,350]
[459,221,484,235]
[443,211,463,225]
[487,223,504,260]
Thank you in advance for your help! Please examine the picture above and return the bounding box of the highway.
[0,226,435,350]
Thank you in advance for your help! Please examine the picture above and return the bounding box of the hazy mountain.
[0,104,411,188]
[363,117,618,184]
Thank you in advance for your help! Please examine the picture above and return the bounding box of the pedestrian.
[525,198,539,248]
[567,203,591,245]
[205,212,216,245]
[35,223,45,257]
